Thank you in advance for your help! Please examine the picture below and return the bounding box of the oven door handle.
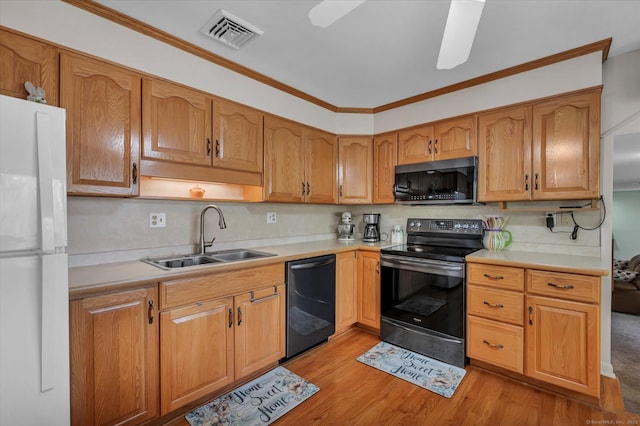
[381,317,463,344]
[380,255,464,277]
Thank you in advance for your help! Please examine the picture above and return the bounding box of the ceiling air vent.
[200,9,263,49]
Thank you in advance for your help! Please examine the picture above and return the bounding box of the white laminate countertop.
[68,239,389,299]
[466,249,610,276]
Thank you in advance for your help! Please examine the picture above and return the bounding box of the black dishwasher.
[285,254,336,359]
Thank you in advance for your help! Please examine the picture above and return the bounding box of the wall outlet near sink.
[266,212,277,224]
[149,212,166,228]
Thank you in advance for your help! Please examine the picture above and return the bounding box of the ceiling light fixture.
[437,0,486,70]
[308,0,367,28]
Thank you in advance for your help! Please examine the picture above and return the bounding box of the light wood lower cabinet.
[335,251,357,334]
[357,251,380,330]
[466,262,601,399]
[70,287,158,426]
[158,264,285,414]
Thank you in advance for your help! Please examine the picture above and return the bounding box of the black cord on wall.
[569,195,606,240]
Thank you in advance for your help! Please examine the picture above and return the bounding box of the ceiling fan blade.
[308,0,367,28]
[437,0,485,70]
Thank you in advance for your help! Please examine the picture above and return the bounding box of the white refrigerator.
[0,95,70,425]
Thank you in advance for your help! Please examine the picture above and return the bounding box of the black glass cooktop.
[381,244,480,263]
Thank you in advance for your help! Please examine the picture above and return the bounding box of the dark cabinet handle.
[547,282,575,290]
[524,174,529,191]
[483,301,504,308]
[376,261,380,274]
[237,307,242,326]
[339,185,343,197]
[528,306,534,325]
[434,139,438,154]
[302,182,306,195]
[207,138,212,156]
[215,140,220,158]
[482,339,504,349]
[534,173,539,190]
[306,182,310,195]
[483,273,504,280]
[132,163,138,185]
[427,139,432,155]
[148,300,154,324]
[228,308,233,328]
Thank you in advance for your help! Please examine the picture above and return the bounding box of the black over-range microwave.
[393,156,479,205]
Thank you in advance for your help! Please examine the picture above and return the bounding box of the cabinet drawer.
[526,270,599,303]
[467,315,523,373]
[467,285,524,325]
[160,263,284,309]
[467,263,524,291]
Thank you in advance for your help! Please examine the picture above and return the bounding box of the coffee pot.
[337,212,355,242]
[362,213,381,242]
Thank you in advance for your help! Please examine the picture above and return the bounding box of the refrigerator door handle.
[40,253,66,392]
[36,111,56,252]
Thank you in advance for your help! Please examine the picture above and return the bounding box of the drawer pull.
[228,308,233,328]
[483,273,504,280]
[237,307,242,326]
[483,301,504,308]
[250,286,279,304]
[529,306,534,325]
[547,282,574,290]
[148,300,154,324]
[482,339,504,349]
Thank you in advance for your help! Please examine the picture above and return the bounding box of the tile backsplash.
[67,197,602,266]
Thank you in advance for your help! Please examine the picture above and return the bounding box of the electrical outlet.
[150,212,166,228]
[266,212,277,224]
[559,212,574,227]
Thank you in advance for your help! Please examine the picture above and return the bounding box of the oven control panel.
[407,218,483,235]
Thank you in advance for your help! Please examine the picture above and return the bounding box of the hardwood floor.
[165,328,640,425]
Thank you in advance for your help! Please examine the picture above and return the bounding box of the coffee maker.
[362,213,381,242]
[337,212,355,242]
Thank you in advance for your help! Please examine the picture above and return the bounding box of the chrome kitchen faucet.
[199,204,227,254]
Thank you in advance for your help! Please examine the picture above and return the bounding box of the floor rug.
[357,341,466,398]
[185,366,319,426]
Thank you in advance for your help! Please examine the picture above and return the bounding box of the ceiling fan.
[308,0,486,70]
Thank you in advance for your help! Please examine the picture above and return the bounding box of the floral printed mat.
[185,366,319,426]
[357,341,466,398]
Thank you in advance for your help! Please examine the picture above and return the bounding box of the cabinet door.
[397,124,434,165]
[373,133,398,204]
[477,105,532,202]
[338,136,373,204]
[70,287,158,426]
[434,115,477,160]
[525,295,600,397]
[305,128,338,204]
[212,98,263,173]
[61,53,141,196]
[160,298,234,414]
[234,284,286,379]
[142,78,212,166]
[0,29,59,105]
[532,90,600,200]
[357,251,380,330]
[263,116,305,202]
[336,251,358,334]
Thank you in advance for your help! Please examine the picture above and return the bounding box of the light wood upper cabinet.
[70,287,158,426]
[532,90,600,200]
[264,116,337,203]
[478,105,533,202]
[373,133,398,204]
[357,251,380,330]
[335,251,358,334]
[234,284,286,378]
[212,98,263,173]
[263,116,305,202]
[61,53,141,196]
[434,115,477,160]
[398,124,434,165]
[338,136,373,204]
[0,29,59,105]
[478,89,601,202]
[305,128,338,204]
[160,297,234,415]
[142,78,212,166]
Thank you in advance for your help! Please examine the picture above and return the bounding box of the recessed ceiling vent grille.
[200,9,263,49]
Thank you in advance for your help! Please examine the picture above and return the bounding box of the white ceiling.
[95,0,640,109]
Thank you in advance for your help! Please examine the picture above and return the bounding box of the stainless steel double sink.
[141,249,276,270]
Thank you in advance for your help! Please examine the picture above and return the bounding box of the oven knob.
[409,221,415,227]
[454,222,461,229]
[462,223,469,229]
[415,221,422,228]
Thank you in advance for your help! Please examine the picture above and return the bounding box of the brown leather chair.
[612,254,640,315]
